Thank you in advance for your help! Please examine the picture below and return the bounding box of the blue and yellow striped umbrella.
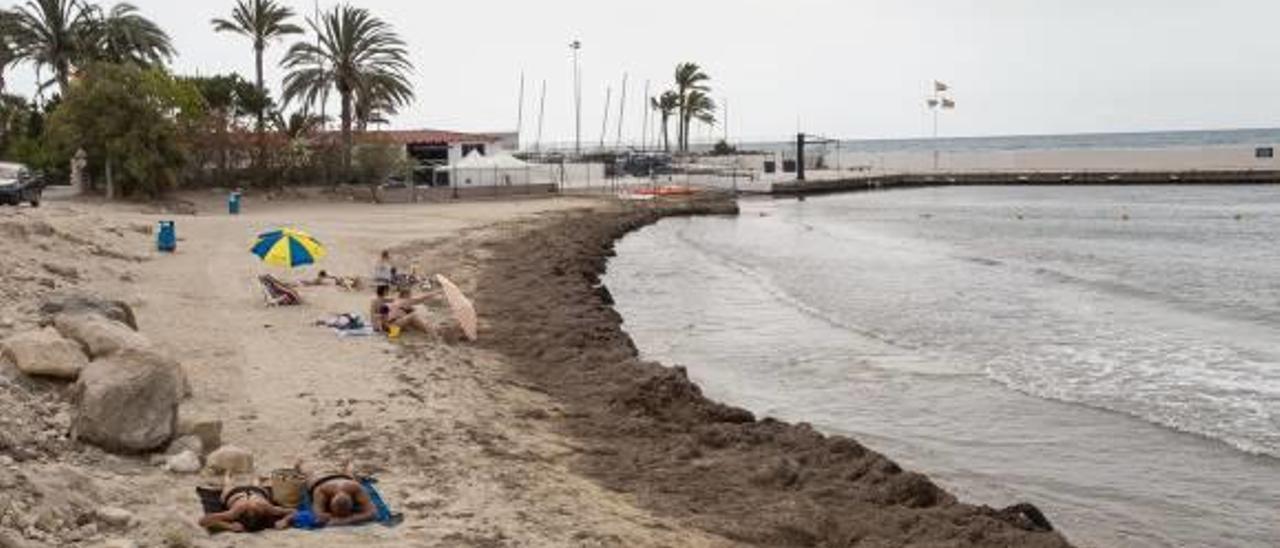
[250,228,327,268]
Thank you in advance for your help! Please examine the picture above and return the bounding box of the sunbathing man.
[297,460,377,527]
[199,473,295,533]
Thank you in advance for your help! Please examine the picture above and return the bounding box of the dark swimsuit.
[223,486,271,507]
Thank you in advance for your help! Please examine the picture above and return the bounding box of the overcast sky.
[8,0,1280,143]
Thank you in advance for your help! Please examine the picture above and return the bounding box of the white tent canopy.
[438,150,530,172]
[436,151,542,187]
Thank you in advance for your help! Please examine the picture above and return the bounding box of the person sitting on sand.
[199,473,295,534]
[384,288,441,335]
[297,460,377,528]
[369,285,396,332]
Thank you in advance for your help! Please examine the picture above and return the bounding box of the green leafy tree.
[0,93,54,171]
[650,90,679,153]
[673,62,711,152]
[281,4,412,181]
[352,140,407,185]
[184,73,269,123]
[46,62,203,198]
[0,10,21,93]
[182,73,271,184]
[212,0,302,130]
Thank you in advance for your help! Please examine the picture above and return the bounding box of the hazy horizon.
[7,0,1280,143]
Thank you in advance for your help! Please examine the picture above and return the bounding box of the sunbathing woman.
[199,473,295,533]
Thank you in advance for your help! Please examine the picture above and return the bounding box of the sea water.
[604,186,1280,548]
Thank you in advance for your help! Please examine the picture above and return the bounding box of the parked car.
[0,162,44,207]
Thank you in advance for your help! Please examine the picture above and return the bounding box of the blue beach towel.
[361,477,404,526]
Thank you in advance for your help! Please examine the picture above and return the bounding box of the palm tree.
[281,4,412,180]
[650,90,679,153]
[271,109,325,140]
[10,0,88,94]
[354,68,412,131]
[11,0,171,95]
[83,3,173,66]
[212,0,302,129]
[673,62,710,152]
[681,89,716,151]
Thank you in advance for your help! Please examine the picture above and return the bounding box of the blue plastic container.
[228,191,241,215]
[156,221,176,253]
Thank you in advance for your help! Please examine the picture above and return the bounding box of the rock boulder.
[53,314,150,359]
[164,451,202,475]
[40,294,138,330]
[176,418,222,454]
[1,328,89,380]
[73,348,182,454]
[206,445,253,474]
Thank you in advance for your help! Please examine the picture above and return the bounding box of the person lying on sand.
[199,473,295,534]
[301,270,361,290]
[296,460,377,528]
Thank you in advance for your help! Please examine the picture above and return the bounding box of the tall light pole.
[927,80,956,172]
[570,40,582,156]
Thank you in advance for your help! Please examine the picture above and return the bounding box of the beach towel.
[361,477,404,526]
[317,314,375,337]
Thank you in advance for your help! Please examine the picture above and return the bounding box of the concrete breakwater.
[771,169,1280,196]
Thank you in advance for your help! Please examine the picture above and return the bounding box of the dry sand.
[0,189,1071,547]
[2,191,731,547]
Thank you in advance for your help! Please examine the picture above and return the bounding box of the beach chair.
[258,275,301,307]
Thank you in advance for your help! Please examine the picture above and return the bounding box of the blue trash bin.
[228,191,241,215]
[157,221,176,253]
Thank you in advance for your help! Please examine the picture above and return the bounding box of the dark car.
[0,163,43,207]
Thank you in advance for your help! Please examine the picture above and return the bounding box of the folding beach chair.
[258,275,302,307]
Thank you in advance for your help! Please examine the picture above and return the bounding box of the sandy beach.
[0,190,1070,547]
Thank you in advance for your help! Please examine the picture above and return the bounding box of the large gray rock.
[73,349,182,454]
[40,294,137,331]
[1,328,89,380]
[163,450,201,475]
[53,314,150,359]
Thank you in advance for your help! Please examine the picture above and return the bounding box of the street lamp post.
[927,81,956,172]
[570,40,582,157]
